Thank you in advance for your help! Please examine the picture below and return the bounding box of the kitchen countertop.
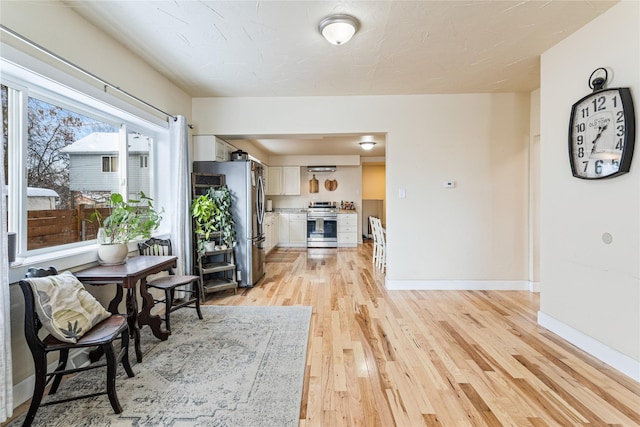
[270,208,308,213]
[267,208,356,214]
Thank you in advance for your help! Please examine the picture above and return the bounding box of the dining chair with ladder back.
[18,266,134,427]
[369,216,381,268]
[137,237,203,333]
[370,217,386,273]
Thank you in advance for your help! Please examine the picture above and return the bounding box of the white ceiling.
[64,0,617,157]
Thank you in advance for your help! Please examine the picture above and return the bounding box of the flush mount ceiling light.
[319,14,360,45]
[359,141,376,150]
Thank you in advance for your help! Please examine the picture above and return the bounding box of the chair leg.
[120,328,135,378]
[48,349,69,395]
[194,282,203,320]
[24,354,48,426]
[164,289,174,333]
[102,342,123,414]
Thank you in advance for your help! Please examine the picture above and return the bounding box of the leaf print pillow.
[27,271,111,343]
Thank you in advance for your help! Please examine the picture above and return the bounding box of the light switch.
[443,181,455,188]
[398,188,406,199]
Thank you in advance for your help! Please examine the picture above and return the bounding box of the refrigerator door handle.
[256,174,265,225]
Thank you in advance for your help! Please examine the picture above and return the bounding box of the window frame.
[102,155,119,172]
[2,55,166,262]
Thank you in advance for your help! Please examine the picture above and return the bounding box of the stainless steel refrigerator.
[193,160,266,287]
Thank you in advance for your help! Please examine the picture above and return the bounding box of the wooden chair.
[138,238,203,333]
[370,217,386,273]
[369,216,381,267]
[19,267,134,427]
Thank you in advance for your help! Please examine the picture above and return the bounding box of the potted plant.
[191,192,220,254]
[191,185,235,254]
[91,192,163,265]
[208,186,234,248]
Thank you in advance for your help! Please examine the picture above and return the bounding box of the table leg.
[137,277,170,341]
[89,285,124,363]
[126,288,143,363]
[107,285,123,315]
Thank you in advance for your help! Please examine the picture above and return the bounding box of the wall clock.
[568,68,636,179]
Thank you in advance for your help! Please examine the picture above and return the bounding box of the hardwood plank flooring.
[6,244,639,426]
[205,244,640,427]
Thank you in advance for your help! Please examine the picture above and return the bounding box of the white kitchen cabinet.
[289,213,307,246]
[267,167,282,195]
[266,166,300,195]
[272,214,279,249]
[264,213,273,253]
[192,135,236,162]
[278,213,290,244]
[277,212,307,247]
[282,167,301,195]
[338,212,358,247]
[264,213,279,254]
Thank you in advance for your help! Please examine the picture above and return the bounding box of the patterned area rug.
[12,306,312,426]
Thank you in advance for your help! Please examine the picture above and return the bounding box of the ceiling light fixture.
[319,14,360,45]
[359,141,376,150]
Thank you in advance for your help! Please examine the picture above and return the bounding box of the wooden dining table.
[74,255,177,362]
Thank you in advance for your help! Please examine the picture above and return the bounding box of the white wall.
[529,89,541,285]
[539,1,640,379]
[193,93,531,287]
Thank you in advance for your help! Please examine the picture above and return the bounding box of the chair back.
[138,237,173,256]
[19,266,59,352]
[369,216,377,241]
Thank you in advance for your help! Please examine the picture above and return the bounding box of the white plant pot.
[204,241,217,252]
[97,243,129,265]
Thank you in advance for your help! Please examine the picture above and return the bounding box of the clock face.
[569,88,635,179]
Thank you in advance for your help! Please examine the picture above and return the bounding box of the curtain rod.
[0,24,177,122]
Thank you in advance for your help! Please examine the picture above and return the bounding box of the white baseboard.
[12,348,90,409]
[385,279,531,291]
[538,311,640,382]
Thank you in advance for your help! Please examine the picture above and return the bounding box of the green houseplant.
[91,192,163,264]
[191,185,234,254]
[191,192,220,254]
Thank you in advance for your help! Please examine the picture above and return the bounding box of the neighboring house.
[26,187,59,210]
[3,186,59,210]
[61,132,151,203]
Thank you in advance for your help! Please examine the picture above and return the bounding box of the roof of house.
[3,186,60,198]
[61,132,151,154]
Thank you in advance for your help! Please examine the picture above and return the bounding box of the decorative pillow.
[27,271,111,343]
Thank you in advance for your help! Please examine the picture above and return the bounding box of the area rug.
[11,305,312,427]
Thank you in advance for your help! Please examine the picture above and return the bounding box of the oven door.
[307,216,338,247]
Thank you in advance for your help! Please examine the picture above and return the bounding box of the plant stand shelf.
[196,248,238,296]
[192,171,237,298]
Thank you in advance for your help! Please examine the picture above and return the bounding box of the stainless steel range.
[307,201,338,248]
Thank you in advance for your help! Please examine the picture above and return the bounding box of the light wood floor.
[206,244,640,427]
[7,245,639,426]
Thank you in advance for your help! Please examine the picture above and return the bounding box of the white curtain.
[169,116,192,277]
[1,119,13,422]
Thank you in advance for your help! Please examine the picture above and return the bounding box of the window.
[102,156,119,172]
[2,61,163,257]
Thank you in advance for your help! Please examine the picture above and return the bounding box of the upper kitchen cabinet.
[266,166,300,195]
[192,135,236,162]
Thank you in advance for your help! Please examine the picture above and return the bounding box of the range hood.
[307,165,337,172]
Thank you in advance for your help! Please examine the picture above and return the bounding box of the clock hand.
[589,123,608,156]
